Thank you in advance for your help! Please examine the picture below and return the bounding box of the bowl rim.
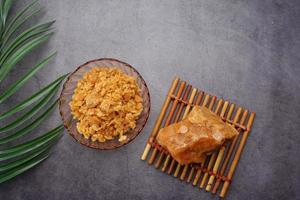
[59,58,151,150]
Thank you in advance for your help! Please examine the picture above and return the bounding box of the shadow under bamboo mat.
[140,77,255,198]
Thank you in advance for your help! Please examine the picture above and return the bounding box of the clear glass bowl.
[59,58,151,150]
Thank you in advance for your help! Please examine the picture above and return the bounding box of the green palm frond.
[0,125,63,161]
[0,83,59,132]
[0,0,13,34]
[0,52,57,103]
[0,152,48,183]
[0,144,49,173]
[0,0,66,183]
[1,0,40,49]
[0,32,54,83]
[0,99,59,144]
[0,74,66,120]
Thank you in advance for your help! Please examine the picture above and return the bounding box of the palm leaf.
[0,0,13,28]
[0,21,55,65]
[0,99,58,144]
[0,52,56,103]
[0,125,64,161]
[0,152,49,183]
[0,73,67,120]
[0,32,54,83]
[1,0,40,47]
[0,126,63,183]
[0,84,59,132]
[0,0,66,184]
[0,143,50,172]
[0,0,13,40]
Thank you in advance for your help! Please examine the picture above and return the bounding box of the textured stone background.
[0,0,299,199]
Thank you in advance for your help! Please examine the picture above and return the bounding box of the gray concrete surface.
[0,0,300,199]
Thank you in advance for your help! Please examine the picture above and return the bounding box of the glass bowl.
[59,58,151,150]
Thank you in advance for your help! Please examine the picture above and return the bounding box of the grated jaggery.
[69,67,143,143]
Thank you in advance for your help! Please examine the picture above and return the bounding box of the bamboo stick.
[172,162,181,178]
[141,77,179,160]
[183,89,198,117]
[202,94,210,108]
[219,112,255,198]
[167,158,177,175]
[180,96,217,181]
[208,96,217,110]
[173,88,198,177]
[154,81,186,168]
[164,82,186,126]
[192,164,203,186]
[187,167,195,183]
[195,91,204,106]
[167,89,199,175]
[161,85,193,172]
[220,101,230,117]
[192,99,224,186]
[199,101,231,188]
[180,164,189,181]
[173,94,211,177]
[214,99,224,116]
[211,109,248,194]
[148,81,185,165]
[205,107,242,192]
[162,88,199,173]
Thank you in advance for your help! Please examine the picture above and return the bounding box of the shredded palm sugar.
[69,67,143,142]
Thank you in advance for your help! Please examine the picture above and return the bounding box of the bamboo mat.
[141,77,255,198]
